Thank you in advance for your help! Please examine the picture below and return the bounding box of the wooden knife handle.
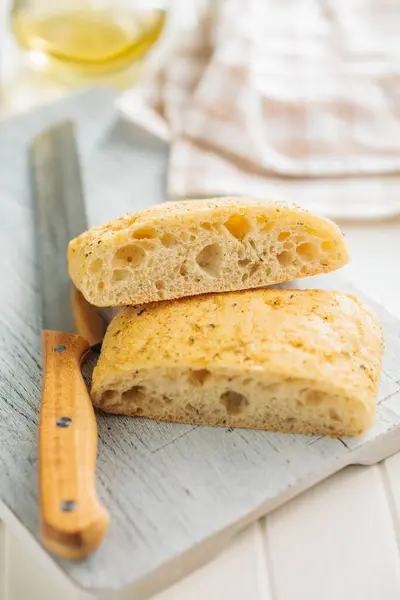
[39,330,109,560]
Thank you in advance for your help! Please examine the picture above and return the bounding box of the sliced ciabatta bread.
[91,289,384,437]
[68,197,349,307]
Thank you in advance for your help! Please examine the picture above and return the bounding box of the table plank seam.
[258,519,277,600]
[379,462,400,557]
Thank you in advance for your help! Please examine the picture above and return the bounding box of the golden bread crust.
[91,289,383,437]
[68,197,349,307]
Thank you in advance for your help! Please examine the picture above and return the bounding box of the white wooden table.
[2,22,400,600]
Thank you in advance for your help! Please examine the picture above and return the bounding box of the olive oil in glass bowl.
[11,1,167,79]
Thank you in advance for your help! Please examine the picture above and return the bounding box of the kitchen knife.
[30,122,109,560]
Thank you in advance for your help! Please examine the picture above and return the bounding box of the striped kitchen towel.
[119,0,400,219]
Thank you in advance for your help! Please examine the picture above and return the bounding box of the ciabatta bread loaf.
[68,197,349,307]
[91,289,383,437]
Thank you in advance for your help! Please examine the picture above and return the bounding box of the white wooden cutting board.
[1,89,400,600]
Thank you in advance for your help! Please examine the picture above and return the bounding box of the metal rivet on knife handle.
[53,344,67,353]
[60,500,77,512]
[56,416,72,428]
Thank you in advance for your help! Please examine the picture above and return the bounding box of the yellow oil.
[12,8,166,77]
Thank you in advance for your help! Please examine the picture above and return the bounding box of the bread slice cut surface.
[68,197,349,307]
[91,289,384,437]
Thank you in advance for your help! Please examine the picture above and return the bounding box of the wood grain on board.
[1,90,400,598]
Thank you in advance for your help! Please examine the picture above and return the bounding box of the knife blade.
[30,122,109,560]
